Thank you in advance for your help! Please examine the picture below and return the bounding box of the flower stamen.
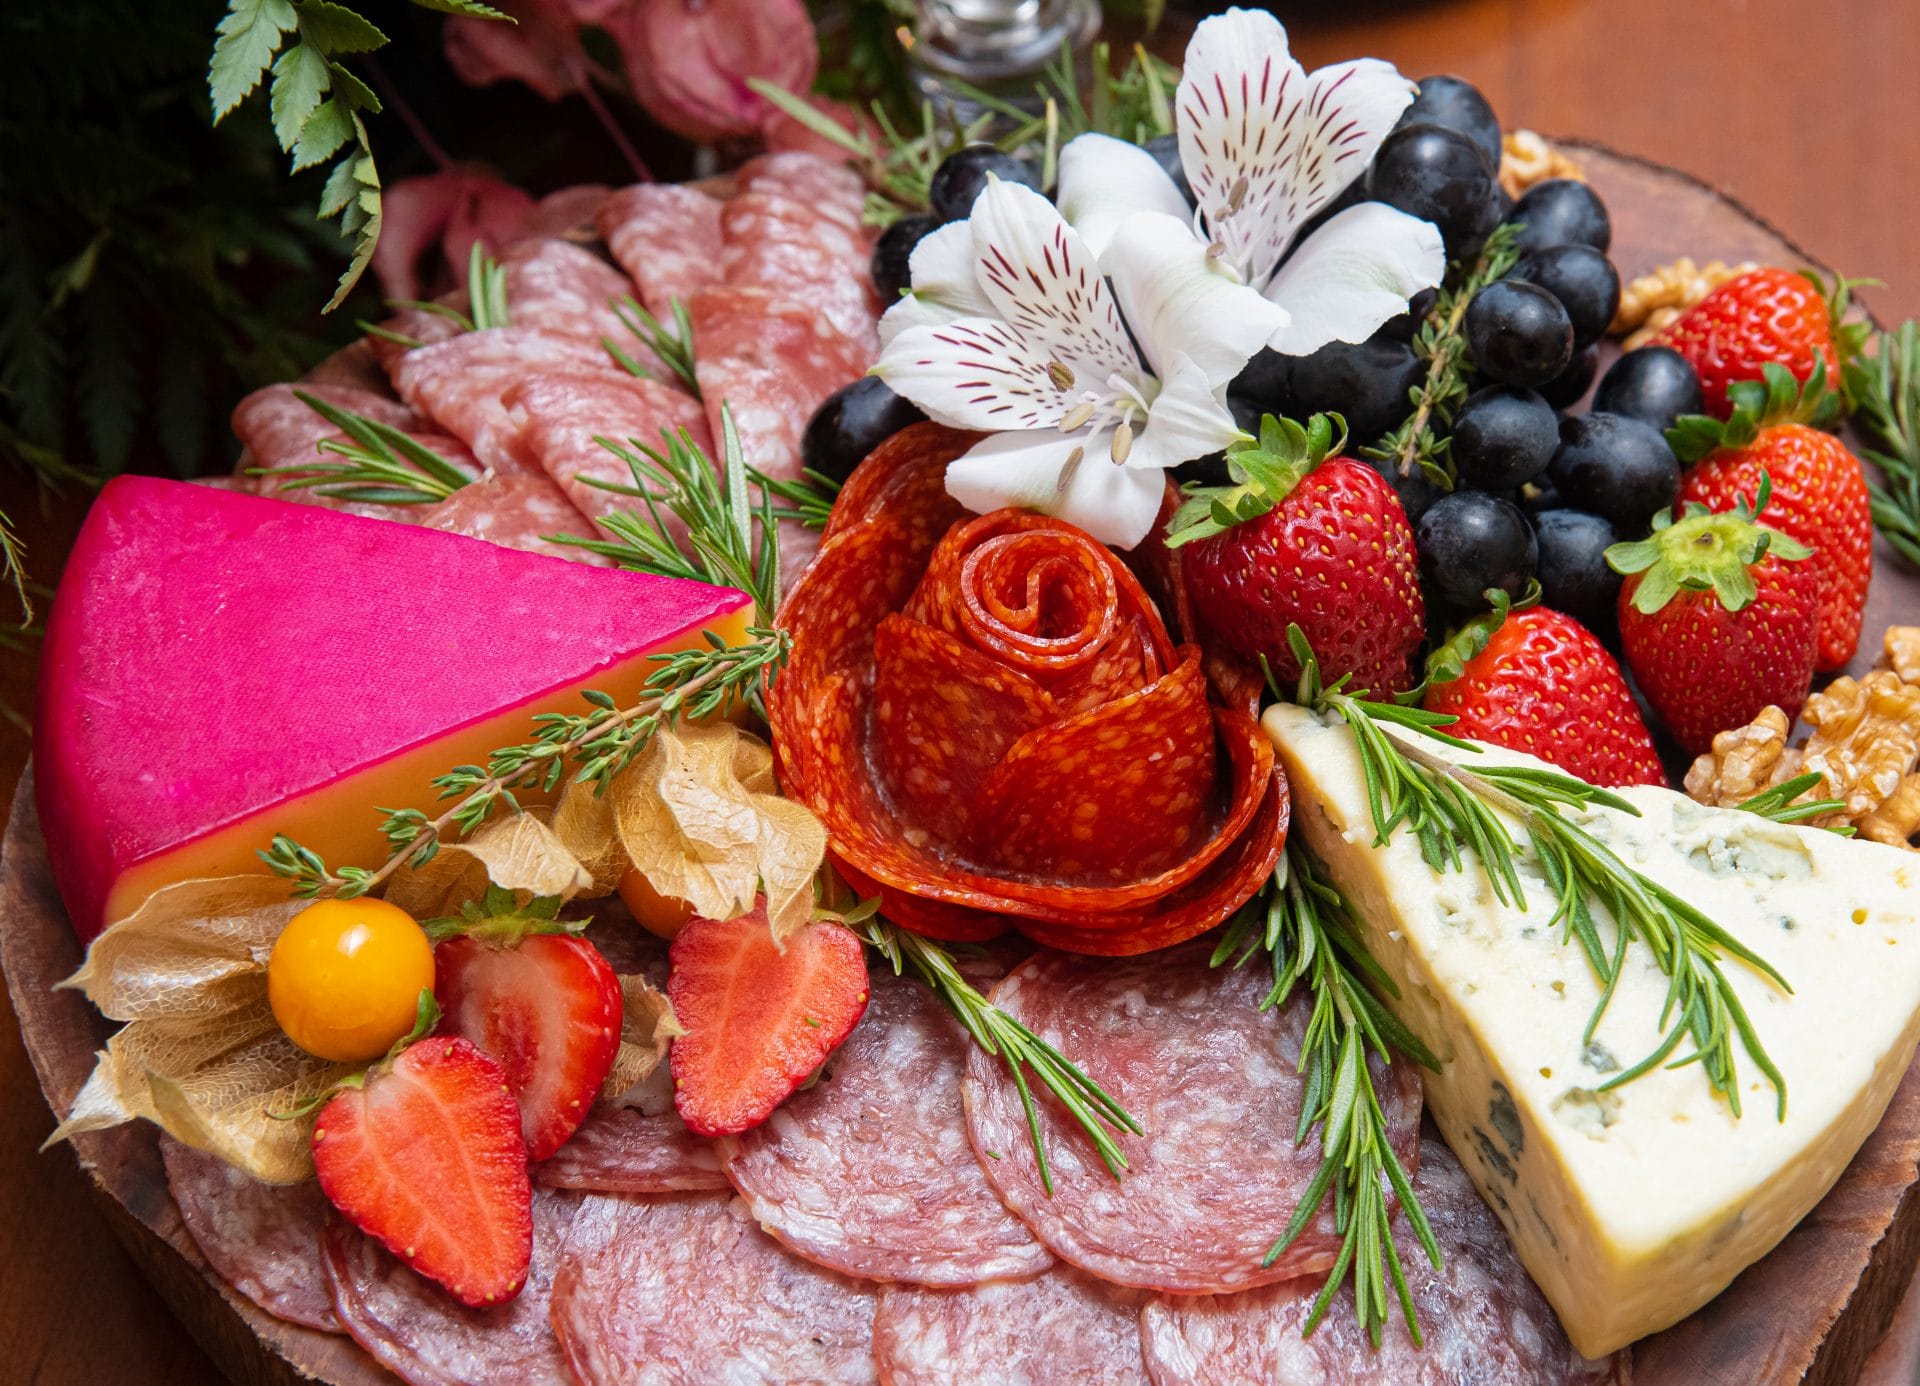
[1059,400,1096,434]
[1111,421,1134,466]
[1047,360,1076,391]
[1055,445,1087,493]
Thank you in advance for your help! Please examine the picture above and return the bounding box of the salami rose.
[769,424,1285,953]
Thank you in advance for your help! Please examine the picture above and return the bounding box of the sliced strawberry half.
[436,933,624,1161]
[312,1035,533,1306]
[667,902,870,1137]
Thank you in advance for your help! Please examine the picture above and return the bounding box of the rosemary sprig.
[1287,628,1790,1120]
[854,910,1141,1194]
[1214,843,1442,1347]
[260,631,789,899]
[752,466,842,530]
[556,406,782,621]
[359,243,509,346]
[606,296,699,396]
[250,390,473,504]
[1734,770,1854,832]
[1363,223,1523,484]
[1844,317,1920,567]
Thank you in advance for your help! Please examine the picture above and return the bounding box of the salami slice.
[520,184,612,243]
[721,186,879,356]
[500,237,644,352]
[322,1186,581,1385]
[417,471,608,564]
[161,1136,338,1333]
[549,1192,877,1385]
[232,382,422,472]
[717,967,1052,1285]
[596,183,726,319]
[734,152,869,234]
[536,1103,729,1195]
[964,944,1423,1294]
[369,292,471,374]
[503,370,712,525]
[873,1268,1149,1386]
[304,337,397,394]
[1137,1135,1630,1385]
[391,327,622,474]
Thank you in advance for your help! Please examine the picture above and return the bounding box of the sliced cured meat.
[597,183,726,319]
[964,944,1423,1293]
[721,176,879,356]
[500,237,644,353]
[392,327,622,475]
[322,1186,581,1385]
[304,337,398,394]
[369,291,471,374]
[873,1268,1149,1386]
[504,370,712,526]
[688,285,870,588]
[717,967,1052,1285]
[232,382,422,472]
[549,1192,877,1385]
[520,184,612,243]
[735,152,868,233]
[1137,1135,1629,1385]
[418,471,609,564]
[535,1103,728,1194]
[161,1136,338,1333]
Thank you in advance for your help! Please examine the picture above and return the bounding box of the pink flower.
[442,0,595,102]
[616,0,818,143]
[374,172,536,302]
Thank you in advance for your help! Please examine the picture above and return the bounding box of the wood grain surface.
[4,0,1920,1382]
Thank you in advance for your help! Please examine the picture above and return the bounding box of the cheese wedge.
[36,477,753,941]
[1264,702,1920,1357]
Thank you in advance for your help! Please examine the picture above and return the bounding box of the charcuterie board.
[4,141,1920,1386]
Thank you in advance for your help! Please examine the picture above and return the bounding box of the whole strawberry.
[1607,475,1819,755]
[1168,414,1424,696]
[1669,362,1872,671]
[1424,601,1664,786]
[1651,268,1849,419]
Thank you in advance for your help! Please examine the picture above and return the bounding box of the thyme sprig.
[1214,843,1442,1348]
[854,910,1141,1194]
[1844,317,1920,567]
[1363,223,1523,484]
[606,296,699,396]
[556,405,782,621]
[251,390,473,504]
[1286,628,1790,1120]
[260,630,789,898]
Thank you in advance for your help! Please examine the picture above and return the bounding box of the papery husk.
[610,721,825,943]
[549,775,631,897]
[61,875,304,1023]
[600,972,685,1102]
[384,809,592,918]
[48,997,353,1183]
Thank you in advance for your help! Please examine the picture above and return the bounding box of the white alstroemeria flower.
[1057,6,1445,358]
[873,177,1287,549]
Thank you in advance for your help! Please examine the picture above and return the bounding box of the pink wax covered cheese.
[35,477,753,941]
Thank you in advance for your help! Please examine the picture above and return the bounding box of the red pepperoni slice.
[503,370,711,527]
[549,1192,877,1385]
[874,1268,1149,1386]
[322,1186,581,1385]
[391,327,621,475]
[417,472,608,565]
[596,183,725,319]
[1138,1135,1629,1385]
[963,944,1422,1294]
[535,1103,729,1195]
[716,967,1052,1286]
[161,1137,338,1333]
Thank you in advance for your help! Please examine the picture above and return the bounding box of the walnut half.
[1499,130,1585,199]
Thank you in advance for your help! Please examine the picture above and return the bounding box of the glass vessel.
[910,0,1101,113]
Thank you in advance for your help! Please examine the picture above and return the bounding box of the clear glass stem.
[911,0,1101,106]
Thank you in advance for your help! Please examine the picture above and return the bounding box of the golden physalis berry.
[268,898,436,1062]
[617,866,694,940]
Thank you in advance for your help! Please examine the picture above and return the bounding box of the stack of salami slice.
[222,154,881,587]
[164,924,1628,1384]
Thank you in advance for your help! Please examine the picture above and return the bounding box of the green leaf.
[291,96,353,170]
[325,61,381,115]
[209,0,298,122]
[408,0,514,16]
[317,154,361,218]
[298,0,388,52]
[268,41,330,149]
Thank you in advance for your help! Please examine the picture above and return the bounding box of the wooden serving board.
[3,143,1920,1385]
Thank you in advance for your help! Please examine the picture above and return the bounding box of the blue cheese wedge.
[1264,702,1920,1358]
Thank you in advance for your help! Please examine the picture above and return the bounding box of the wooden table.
[4,0,1920,1379]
